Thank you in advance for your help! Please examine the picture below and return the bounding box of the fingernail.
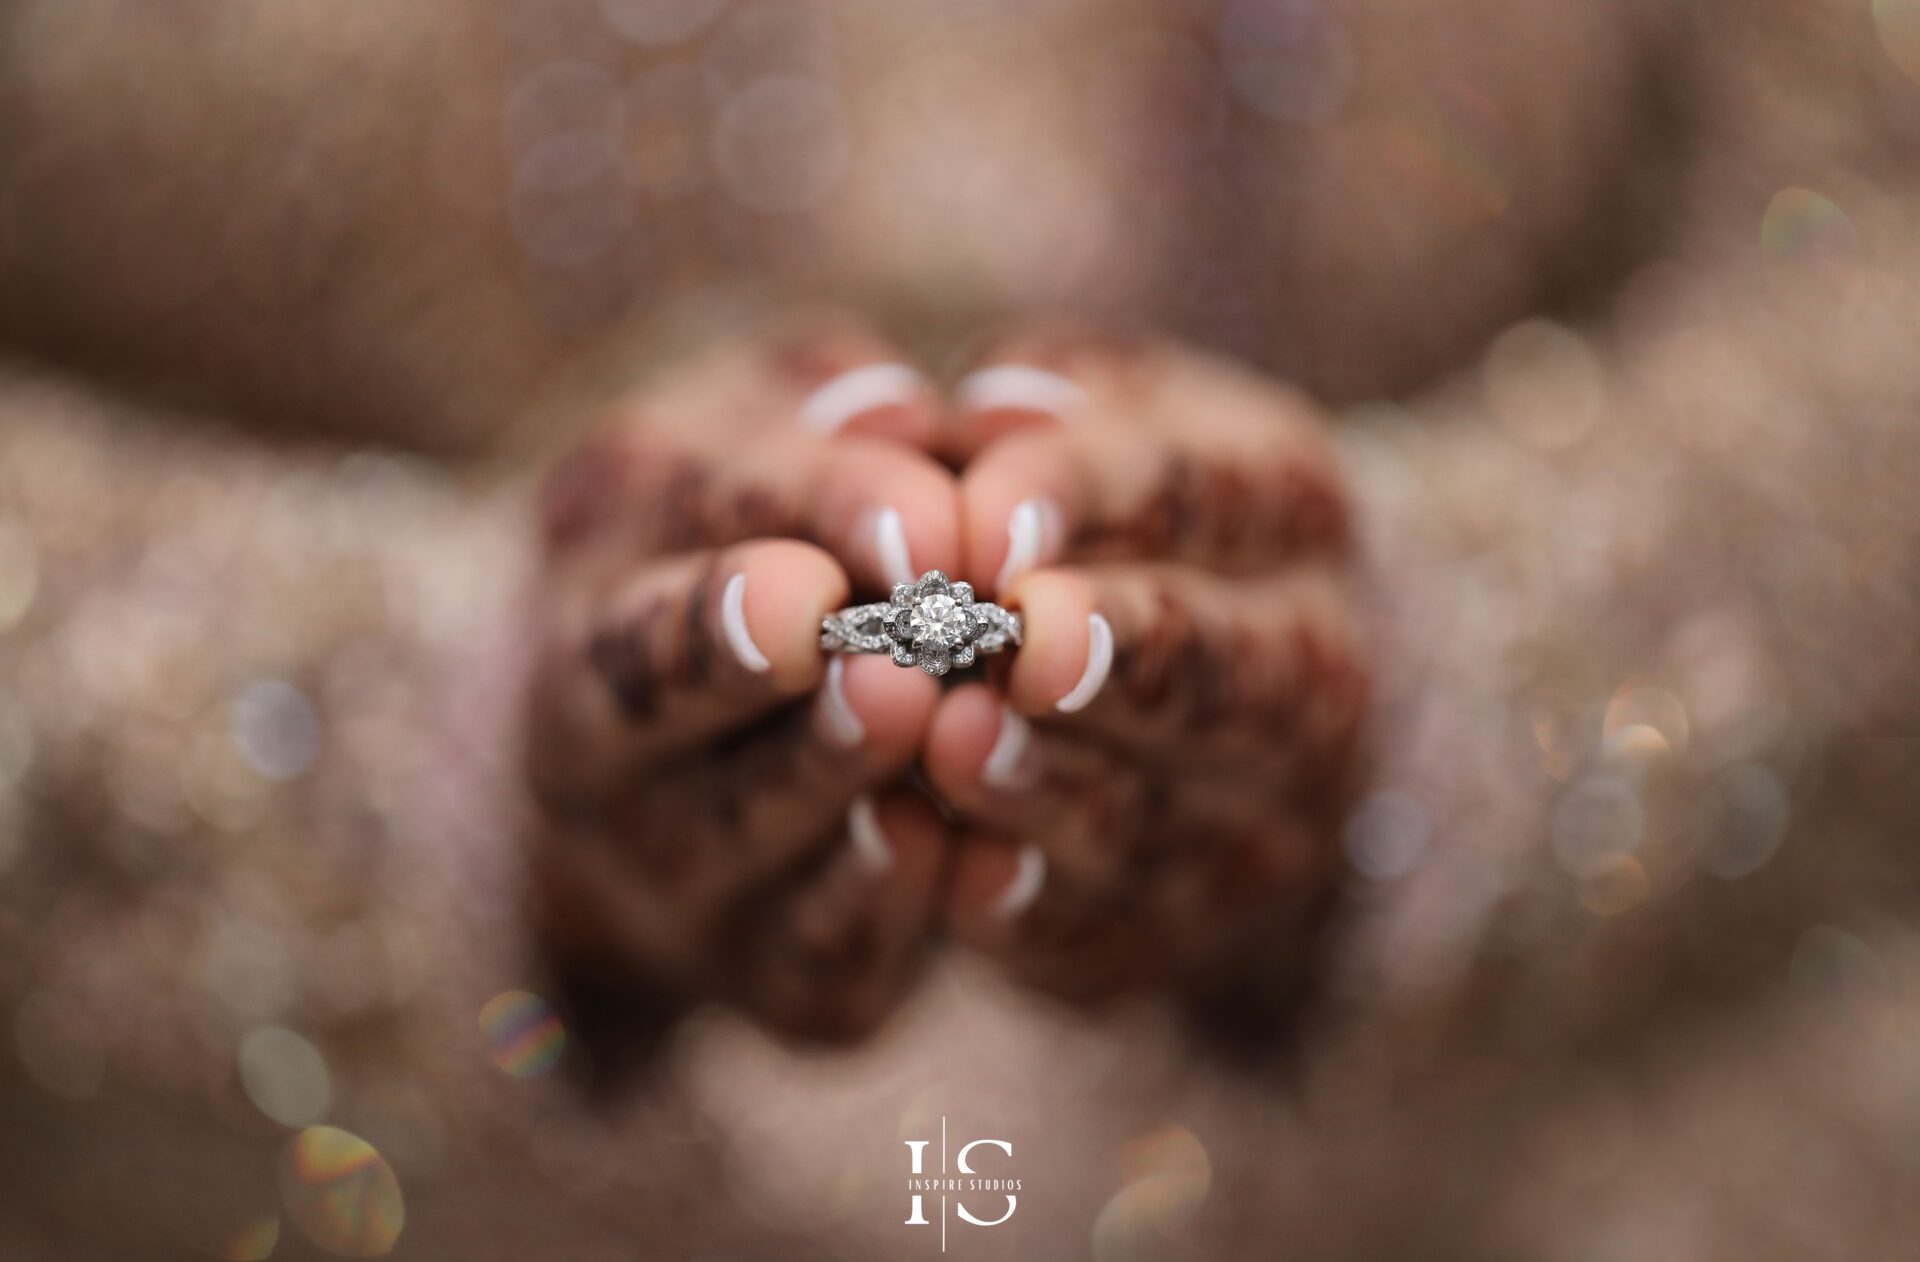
[994,496,1061,595]
[799,362,925,434]
[865,506,915,588]
[721,571,771,673]
[1056,612,1113,713]
[982,706,1037,790]
[956,365,1086,418]
[817,656,866,748]
[848,794,893,874]
[992,845,1046,919]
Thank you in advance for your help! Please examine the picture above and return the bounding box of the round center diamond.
[908,594,968,648]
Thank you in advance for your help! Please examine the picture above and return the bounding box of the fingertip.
[941,322,1094,463]
[995,844,1047,920]
[876,490,962,588]
[981,705,1038,790]
[948,836,1018,926]
[771,322,939,447]
[944,341,1095,464]
[960,436,1078,598]
[829,653,940,757]
[799,362,940,445]
[946,837,1046,941]
[1058,613,1114,715]
[726,540,849,692]
[1005,570,1104,714]
[821,440,963,591]
[955,364,1087,425]
[924,684,1006,801]
[846,793,893,873]
[849,401,943,450]
[817,657,867,747]
[721,571,771,672]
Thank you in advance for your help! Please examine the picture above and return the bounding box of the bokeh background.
[2,0,1919,1258]
[0,0,1696,450]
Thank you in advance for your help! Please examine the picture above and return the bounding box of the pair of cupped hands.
[525,320,1367,1042]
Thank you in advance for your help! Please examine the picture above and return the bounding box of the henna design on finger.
[732,484,796,541]
[681,561,716,686]
[1077,446,1351,567]
[989,799,1341,1003]
[587,605,666,721]
[547,431,827,562]
[648,452,719,554]
[582,558,727,721]
[1099,580,1364,752]
[1108,585,1189,716]
[542,430,641,552]
[648,459,819,554]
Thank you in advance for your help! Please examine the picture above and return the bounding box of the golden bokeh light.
[279,1127,406,1258]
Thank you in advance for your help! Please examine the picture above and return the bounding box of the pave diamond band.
[821,570,1023,677]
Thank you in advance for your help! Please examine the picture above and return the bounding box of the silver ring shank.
[820,602,1023,655]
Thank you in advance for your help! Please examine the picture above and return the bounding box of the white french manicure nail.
[721,571,771,673]
[867,506,915,588]
[798,362,925,433]
[956,365,1087,418]
[1055,612,1113,713]
[992,845,1046,919]
[848,794,893,874]
[994,496,1060,595]
[818,657,865,748]
[982,707,1035,790]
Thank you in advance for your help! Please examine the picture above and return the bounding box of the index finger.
[954,345,1349,595]
[544,323,961,593]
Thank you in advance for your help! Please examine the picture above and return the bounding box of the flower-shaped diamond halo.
[884,570,983,676]
[820,570,1024,676]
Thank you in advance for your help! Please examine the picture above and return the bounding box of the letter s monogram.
[954,1139,1016,1227]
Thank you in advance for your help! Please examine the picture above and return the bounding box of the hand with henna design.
[524,321,966,1043]
[528,322,1369,1041]
[924,329,1370,1011]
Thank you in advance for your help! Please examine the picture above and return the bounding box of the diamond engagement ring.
[821,570,1023,677]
